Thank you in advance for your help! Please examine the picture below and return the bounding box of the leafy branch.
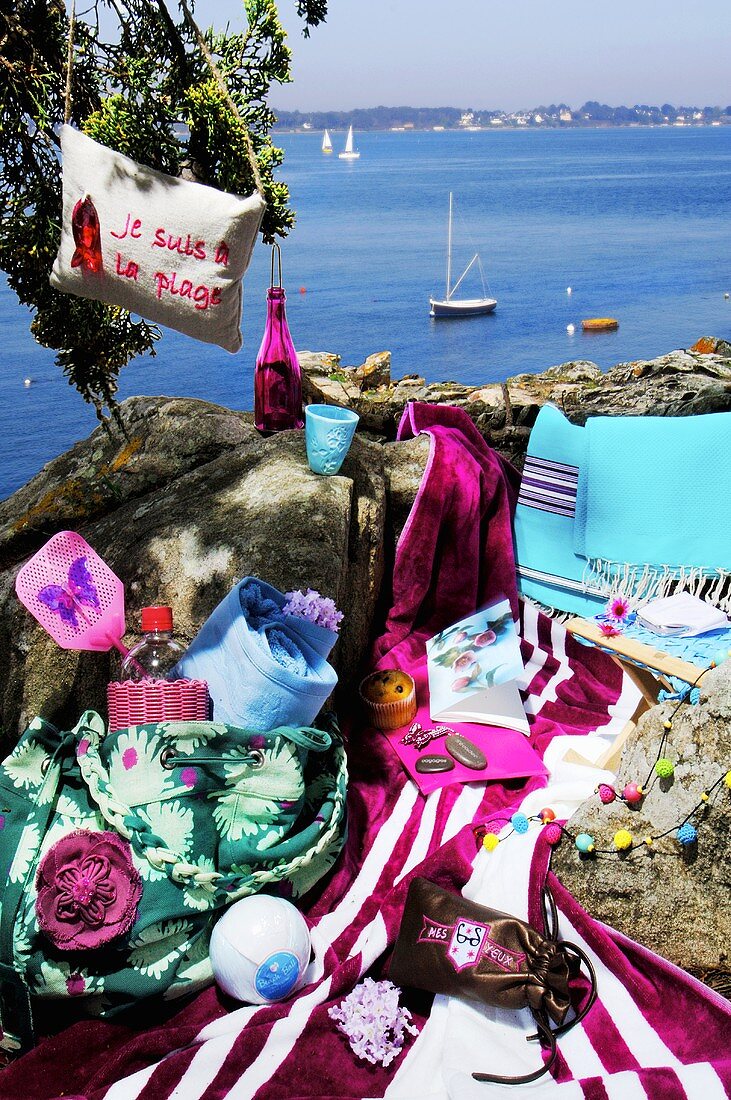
[0,0,327,415]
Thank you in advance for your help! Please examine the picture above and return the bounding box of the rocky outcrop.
[552,662,731,976]
[0,397,428,745]
[0,397,255,569]
[300,343,731,468]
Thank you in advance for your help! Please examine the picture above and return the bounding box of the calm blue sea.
[1,126,730,500]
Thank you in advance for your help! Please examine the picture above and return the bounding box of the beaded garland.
[478,648,731,862]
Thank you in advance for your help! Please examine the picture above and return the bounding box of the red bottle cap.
[141,606,173,633]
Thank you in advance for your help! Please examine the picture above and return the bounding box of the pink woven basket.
[107,679,209,732]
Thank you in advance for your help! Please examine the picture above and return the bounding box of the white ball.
[566,286,572,294]
[210,895,311,1004]
[566,323,575,334]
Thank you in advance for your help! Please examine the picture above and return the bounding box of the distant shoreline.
[273,101,731,133]
[274,122,730,134]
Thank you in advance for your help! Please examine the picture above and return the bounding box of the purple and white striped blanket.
[3,405,728,1100]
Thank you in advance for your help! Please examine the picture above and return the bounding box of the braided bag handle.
[74,712,347,901]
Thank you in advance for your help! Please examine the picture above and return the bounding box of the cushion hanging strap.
[178,0,266,201]
[64,0,76,125]
[65,0,265,202]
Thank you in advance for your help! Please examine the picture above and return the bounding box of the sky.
[190,0,731,112]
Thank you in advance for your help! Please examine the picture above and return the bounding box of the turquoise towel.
[514,406,731,616]
[575,412,731,603]
[513,405,606,616]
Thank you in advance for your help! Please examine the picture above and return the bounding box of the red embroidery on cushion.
[71,197,103,273]
[110,213,142,240]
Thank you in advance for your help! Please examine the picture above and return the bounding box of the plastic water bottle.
[121,606,186,682]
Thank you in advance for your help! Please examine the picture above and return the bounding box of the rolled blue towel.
[172,578,339,731]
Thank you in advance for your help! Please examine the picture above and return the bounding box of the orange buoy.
[299,286,307,294]
[581,317,619,332]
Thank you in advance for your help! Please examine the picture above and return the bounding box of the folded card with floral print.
[425,598,529,735]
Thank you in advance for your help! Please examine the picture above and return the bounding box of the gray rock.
[299,343,731,468]
[298,351,361,409]
[0,399,396,745]
[552,663,731,973]
[355,351,392,390]
[0,396,253,567]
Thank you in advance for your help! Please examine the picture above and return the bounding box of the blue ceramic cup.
[305,404,360,475]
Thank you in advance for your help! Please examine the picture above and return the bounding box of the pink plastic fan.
[15,530,128,655]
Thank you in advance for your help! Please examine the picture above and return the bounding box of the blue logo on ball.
[254,951,301,1000]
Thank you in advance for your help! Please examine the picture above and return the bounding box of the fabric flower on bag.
[36,830,142,950]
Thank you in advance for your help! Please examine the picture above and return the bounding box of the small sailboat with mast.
[321,129,333,154]
[429,192,497,318]
[338,125,360,160]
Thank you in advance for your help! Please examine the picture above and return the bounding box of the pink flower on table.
[606,597,630,622]
[599,622,622,638]
[36,830,142,951]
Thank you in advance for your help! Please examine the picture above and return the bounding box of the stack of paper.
[636,592,729,638]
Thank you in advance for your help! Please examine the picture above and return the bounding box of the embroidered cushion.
[50,125,265,352]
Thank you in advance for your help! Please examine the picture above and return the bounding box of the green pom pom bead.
[655,758,674,779]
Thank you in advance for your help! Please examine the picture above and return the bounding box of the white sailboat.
[322,129,333,154]
[429,193,497,318]
[338,125,360,160]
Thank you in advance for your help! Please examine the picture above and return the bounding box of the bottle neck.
[267,286,287,320]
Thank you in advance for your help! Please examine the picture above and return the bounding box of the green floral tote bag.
[0,710,347,1052]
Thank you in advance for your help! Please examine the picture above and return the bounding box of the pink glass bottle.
[254,244,304,433]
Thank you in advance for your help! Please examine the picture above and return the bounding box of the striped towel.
[394,807,731,1100]
[513,405,607,615]
[1,609,649,1100]
[5,405,727,1100]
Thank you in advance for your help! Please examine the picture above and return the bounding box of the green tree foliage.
[0,0,328,415]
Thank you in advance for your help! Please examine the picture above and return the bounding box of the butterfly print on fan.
[37,556,101,629]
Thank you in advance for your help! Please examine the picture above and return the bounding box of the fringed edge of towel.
[519,594,574,624]
[582,559,731,612]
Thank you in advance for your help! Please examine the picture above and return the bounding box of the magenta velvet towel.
[373,400,521,665]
